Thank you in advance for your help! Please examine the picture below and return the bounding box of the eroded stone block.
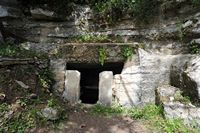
[99,71,113,106]
[50,59,66,95]
[63,70,80,104]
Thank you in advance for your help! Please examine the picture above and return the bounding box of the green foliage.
[176,22,185,42]
[161,119,190,133]
[0,107,39,133]
[192,0,200,6]
[129,104,163,119]
[189,42,200,54]
[0,97,67,132]
[47,98,57,108]
[90,104,196,132]
[38,68,54,89]
[94,0,158,23]
[16,99,27,107]
[121,46,134,59]
[19,0,159,23]
[99,47,107,66]
[91,103,124,116]
[0,44,17,57]
[10,110,37,133]
[133,0,159,23]
[0,43,48,58]
[174,91,191,104]
[75,34,109,43]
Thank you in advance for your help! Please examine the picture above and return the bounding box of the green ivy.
[38,68,54,90]
[99,47,107,66]
[121,46,134,59]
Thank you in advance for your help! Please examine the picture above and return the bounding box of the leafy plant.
[47,98,57,107]
[121,46,134,59]
[0,43,48,59]
[133,0,159,23]
[93,0,158,23]
[192,0,200,6]
[91,103,124,116]
[99,47,107,66]
[90,104,196,132]
[189,42,200,54]
[38,68,54,89]
[161,119,189,133]
[174,91,191,104]
[0,108,38,133]
[177,22,185,41]
[16,99,27,107]
[0,44,18,57]
[129,104,163,119]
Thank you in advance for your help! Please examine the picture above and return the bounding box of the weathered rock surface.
[183,57,200,100]
[41,107,59,120]
[114,49,177,106]
[0,5,22,18]
[1,0,200,111]
[157,85,200,127]
[171,55,200,103]
[50,59,66,95]
[99,71,113,106]
[30,8,61,20]
[0,0,19,6]
[15,80,29,89]
[2,2,199,55]
[114,74,142,106]
[63,70,80,104]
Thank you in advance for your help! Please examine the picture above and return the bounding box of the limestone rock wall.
[113,49,200,107]
[1,1,200,54]
[113,49,176,106]
[157,85,200,127]
[1,0,200,109]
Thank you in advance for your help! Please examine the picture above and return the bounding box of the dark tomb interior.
[67,62,124,104]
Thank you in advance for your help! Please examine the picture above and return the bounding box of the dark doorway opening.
[67,62,124,104]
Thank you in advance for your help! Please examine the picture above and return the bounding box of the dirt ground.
[47,107,150,133]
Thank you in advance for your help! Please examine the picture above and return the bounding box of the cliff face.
[1,0,200,55]
[1,1,200,125]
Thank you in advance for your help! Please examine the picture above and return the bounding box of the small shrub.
[99,47,107,66]
[0,43,48,58]
[176,21,185,42]
[174,91,191,104]
[161,119,189,133]
[129,104,163,119]
[0,44,18,57]
[121,46,134,59]
[47,98,57,108]
[189,42,200,54]
[90,104,195,132]
[0,108,38,133]
[91,104,124,116]
[192,0,200,6]
[93,0,158,23]
[38,68,54,89]
[76,34,109,43]
[0,103,9,112]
